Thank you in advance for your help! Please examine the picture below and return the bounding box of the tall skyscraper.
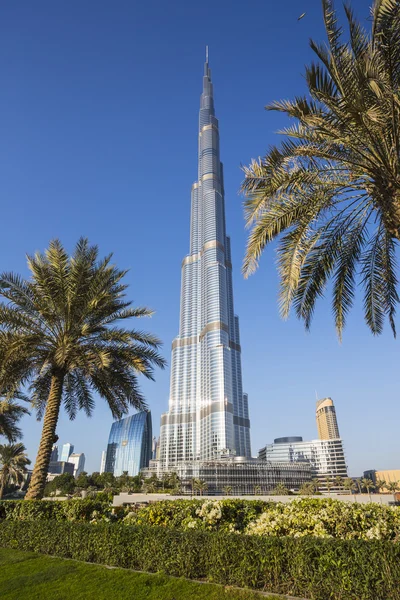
[316,398,340,440]
[60,442,74,462]
[105,411,152,477]
[159,51,251,468]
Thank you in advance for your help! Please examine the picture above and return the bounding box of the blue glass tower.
[159,52,251,468]
[105,411,152,477]
[60,443,74,462]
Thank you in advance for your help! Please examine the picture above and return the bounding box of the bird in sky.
[298,12,306,20]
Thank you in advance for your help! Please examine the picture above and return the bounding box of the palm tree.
[361,477,375,501]
[0,392,29,442]
[143,482,156,494]
[241,0,400,339]
[325,477,333,495]
[0,443,30,498]
[194,479,208,496]
[354,478,363,494]
[334,476,343,493]
[312,478,320,493]
[0,239,166,499]
[375,478,387,493]
[273,482,290,495]
[385,481,399,502]
[299,483,314,496]
[343,478,356,495]
[167,472,180,491]
[223,485,232,496]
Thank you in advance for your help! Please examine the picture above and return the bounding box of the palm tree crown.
[242,0,400,338]
[0,238,166,499]
[0,443,30,499]
[0,392,29,442]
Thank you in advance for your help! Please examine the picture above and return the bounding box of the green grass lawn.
[0,548,277,600]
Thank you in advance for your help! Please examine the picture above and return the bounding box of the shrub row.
[2,498,400,541]
[0,519,399,599]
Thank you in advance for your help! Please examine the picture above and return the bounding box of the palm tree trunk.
[0,474,6,499]
[25,371,64,500]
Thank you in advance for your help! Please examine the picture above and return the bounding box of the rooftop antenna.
[315,390,319,402]
[206,45,209,63]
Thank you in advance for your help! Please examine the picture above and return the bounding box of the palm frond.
[241,0,400,336]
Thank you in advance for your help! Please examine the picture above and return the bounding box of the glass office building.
[105,411,152,477]
[144,457,311,494]
[60,443,74,462]
[258,437,348,491]
[159,51,251,469]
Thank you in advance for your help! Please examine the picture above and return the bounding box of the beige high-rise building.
[316,398,340,440]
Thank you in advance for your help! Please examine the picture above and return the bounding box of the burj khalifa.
[159,51,251,469]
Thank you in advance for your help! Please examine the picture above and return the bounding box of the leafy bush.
[0,520,399,599]
[131,499,272,532]
[0,499,111,522]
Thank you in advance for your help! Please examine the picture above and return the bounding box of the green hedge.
[0,520,399,599]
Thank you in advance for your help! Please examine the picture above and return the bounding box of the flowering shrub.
[245,499,400,541]
[129,498,400,541]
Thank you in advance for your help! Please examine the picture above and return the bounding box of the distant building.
[104,411,152,477]
[50,445,58,462]
[100,450,106,474]
[316,398,340,440]
[155,438,160,461]
[364,469,400,486]
[47,461,74,481]
[151,436,158,460]
[60,443,74,462]
[258,437,348,490]
[68,453,85,477]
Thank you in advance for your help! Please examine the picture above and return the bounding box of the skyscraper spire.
[159,54,251,468]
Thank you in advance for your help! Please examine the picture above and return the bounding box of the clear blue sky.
[1,0,398,476]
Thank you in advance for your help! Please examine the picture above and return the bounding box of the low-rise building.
[47,461,74,481]
[364,469,400,486]
[258,436,348,491]
[143,456,312,494]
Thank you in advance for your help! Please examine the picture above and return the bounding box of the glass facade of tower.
[105,411,152,477]
[159,55,251,468]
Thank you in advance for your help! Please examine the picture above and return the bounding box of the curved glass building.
[105,411,152,477]
[159,51,251,468]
